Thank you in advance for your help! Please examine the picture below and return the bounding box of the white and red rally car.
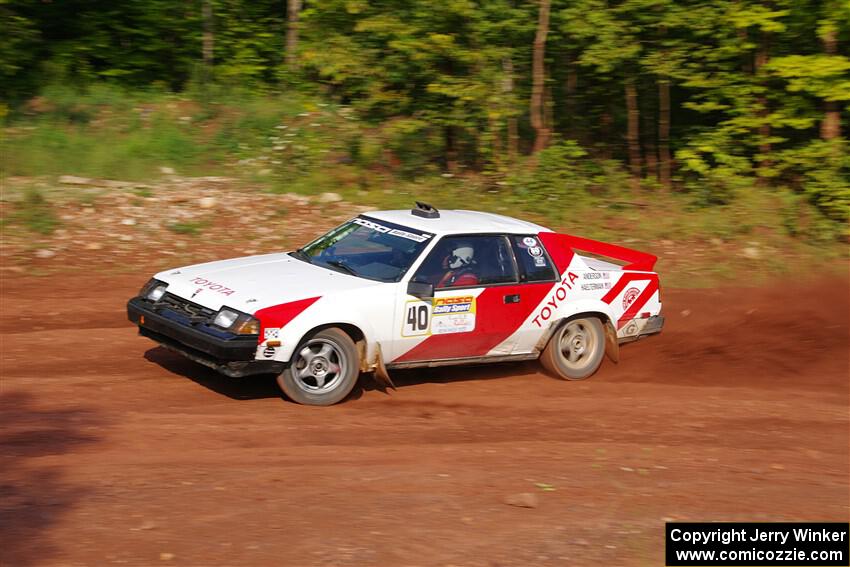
[128,203,664,405]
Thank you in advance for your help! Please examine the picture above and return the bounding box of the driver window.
[412,235,517,289]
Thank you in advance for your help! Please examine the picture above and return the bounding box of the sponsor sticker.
[353,217,390,233]
[353,218,431,243]
[264,327,281,340]
[622,287,641,310]
[431,296,476,335]
[522,236,538,247]
[532,272,579,327]
[389,228,430,243]
[528,246,543,257]
[622,321,639,336]
[533,256,547,267]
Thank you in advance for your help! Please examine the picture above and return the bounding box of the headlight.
[213,308,240,328]
[140,279,168,301]
[213,308,260,335]
[147,285,167,301]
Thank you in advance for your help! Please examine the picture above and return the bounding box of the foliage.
[510,140,594,203]
[775,139,850,225]
[167,220,209,235]
[0,0,848,239]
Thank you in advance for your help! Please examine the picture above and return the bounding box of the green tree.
[0,0,39,100]
[561,0,643,186]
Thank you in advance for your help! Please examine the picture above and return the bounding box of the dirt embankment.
[1,274,848,566]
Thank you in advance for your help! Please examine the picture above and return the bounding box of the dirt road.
[2,273,848,566]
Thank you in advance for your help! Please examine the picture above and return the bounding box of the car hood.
[155,252,384,312]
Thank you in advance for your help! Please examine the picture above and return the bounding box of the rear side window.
[511,235,557,282]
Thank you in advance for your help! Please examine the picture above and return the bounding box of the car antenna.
[412,201,440,219]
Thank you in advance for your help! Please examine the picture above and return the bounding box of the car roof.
[364,209,551,236]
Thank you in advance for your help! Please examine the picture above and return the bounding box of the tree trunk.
[643,101,657,183]
[490,111,502,167]
[508,117,519,161]
[202,0,214,81]
[530,0,551,153]
[821,27,841,140]
[544,84,554,139]
[599,109,613,160]
[658,78,671,189]
[503,58,518,162]
[286,0,302,68]
[564,54,578,140]
[445,125,458,173]
[625,77,641,189]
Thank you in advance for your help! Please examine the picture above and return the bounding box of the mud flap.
[604,321,619,363]
[371,343,396,390]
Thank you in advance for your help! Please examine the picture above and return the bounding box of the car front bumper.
[127,297,284,377]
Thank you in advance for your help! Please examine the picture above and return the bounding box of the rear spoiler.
[538,232,657,273]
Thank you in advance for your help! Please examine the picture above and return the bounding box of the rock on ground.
[504,492,539,509]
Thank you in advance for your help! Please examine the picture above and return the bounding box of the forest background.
[2,0,848,280]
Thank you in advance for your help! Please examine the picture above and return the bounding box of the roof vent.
[411,201,440,219]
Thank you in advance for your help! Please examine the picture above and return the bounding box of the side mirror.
[407,280,434,299]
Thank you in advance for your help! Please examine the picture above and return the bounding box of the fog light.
[235,318,260,335]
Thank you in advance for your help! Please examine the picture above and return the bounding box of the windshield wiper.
[290,248,312,263]
[325,260,359,277]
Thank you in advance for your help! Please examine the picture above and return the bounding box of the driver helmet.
[448,243,475,269]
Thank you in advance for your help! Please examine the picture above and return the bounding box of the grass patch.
[133,186,154,198]
[167,220,209,235]
[9,188,60,235]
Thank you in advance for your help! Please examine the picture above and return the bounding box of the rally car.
[128,202,664,405]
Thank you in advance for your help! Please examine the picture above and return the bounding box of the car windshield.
[291,216,434,282]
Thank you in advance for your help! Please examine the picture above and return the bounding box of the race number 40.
[402,301,431,336]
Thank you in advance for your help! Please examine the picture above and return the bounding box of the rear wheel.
[540,317,606,380]
[277,328,359,406]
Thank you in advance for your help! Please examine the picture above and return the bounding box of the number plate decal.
[402,300,432,337]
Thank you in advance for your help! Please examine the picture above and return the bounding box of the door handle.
[504,294,521,304]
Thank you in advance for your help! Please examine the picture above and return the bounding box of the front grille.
[157,293,215,322]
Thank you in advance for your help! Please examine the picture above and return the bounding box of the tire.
[540,317,606,380]
[277,328,360,406]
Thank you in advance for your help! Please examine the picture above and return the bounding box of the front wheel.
[540,317,606,380]
[277,328,360,405]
